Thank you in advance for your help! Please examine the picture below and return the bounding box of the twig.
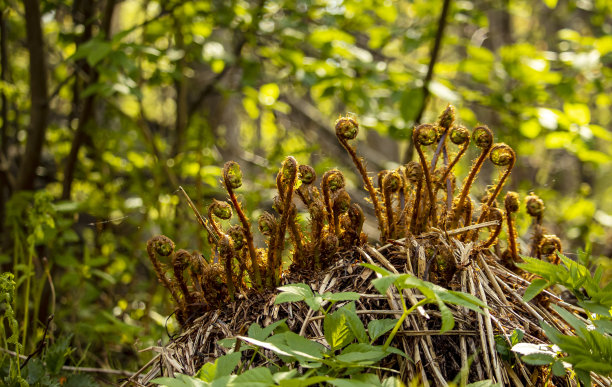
[403,0,453,163]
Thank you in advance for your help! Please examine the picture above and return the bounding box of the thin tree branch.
[403,0,453,164]
[61,0,117,200]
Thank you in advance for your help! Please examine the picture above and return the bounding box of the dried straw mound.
[125,235,609,386]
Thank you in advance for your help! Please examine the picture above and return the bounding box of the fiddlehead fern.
[223,161,262,288]
[335,115,385,239]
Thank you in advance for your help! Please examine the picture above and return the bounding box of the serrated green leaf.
[324,309,355,350]
[275,283,313,305]
[523,278,549,302]
[216,352,241,378]
[367,319,398,342]
[304,295,324,311]
[371,276,399,295]
[338,303,368,344]
[324,292,361,302]
[248,319,287,341]
[521,353,555,365]
[234,367,275,384]
[551,360,566,376]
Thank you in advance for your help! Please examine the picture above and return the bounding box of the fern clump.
[146,105,564,321]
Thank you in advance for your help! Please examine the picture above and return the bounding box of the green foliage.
[514,250,612,384]
[0,333,98,387]
[362,263,487,335]
[154,284,407,387]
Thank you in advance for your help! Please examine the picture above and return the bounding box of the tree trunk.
[17,0,49,191]
[61,0,116,200]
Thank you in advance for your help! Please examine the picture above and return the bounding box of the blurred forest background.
[1,0,611,382]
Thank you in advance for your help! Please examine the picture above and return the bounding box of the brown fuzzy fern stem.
[223,161,262,289]
[413,124,438,227]
[321,169,345,224]
[525,192,545,257]
[504,192,520,262]
[382,171,401,239]
[146,235,181,305]
[440,125,470,186]
[450,125,493,228]
[296,164,316,206]
[335,116,385,239]
[172,249,194,308]
[475,143,516,225]
[270,156,298,286]
[476,207,503,247]
[332,189,351,237]
[207,199,233,238]
[218,235,236,301]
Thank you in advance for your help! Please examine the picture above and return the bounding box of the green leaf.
[248,319,287,341]
[371,276,398,295]
[236,336,293,357]
[234,367,275,384]
[437,300,455,333]
[216,352,241,378]
[275,284,313,304]
[334,343,387,364]
[521,353,555,365]
[367,319,398,342]
[324,292,361,302]
[195,362,217,382]
[338,303,369,344]
[551,304,586,338]
[360,263,393,277]
[304,295,324,311]
[324,309,355,350]
[551,360,566,376]
[522,278,549,302]
[152,374,206,387]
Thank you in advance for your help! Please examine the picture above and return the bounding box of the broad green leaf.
[522,278,549,302]
[234,367,275,384]
[275,284,313,304]
[438,290,487,312]
[338,303,369,344]
[334,343,387,364]
[371,276,400,295]
[216,352,241,378]
[236,336,292,357]
[324,309,355,350]
[304,295,325,311]
[152,374,206,387]
[551,305,586,338]
[551,360,566,376]
[324,292,361,302]
[195,361,217,382]
[521,353,555,365]
[367,319,398,341]
[248,319,287,341]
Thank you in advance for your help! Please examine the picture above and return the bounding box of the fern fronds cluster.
[146,104,562,320]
